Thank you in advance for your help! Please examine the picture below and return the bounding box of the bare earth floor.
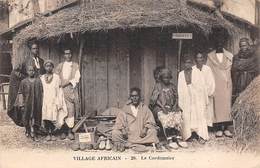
[1,104,260,168]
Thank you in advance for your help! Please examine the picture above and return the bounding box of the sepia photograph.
[0,0,260,168]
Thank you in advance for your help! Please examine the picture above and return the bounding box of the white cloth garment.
[33,57,40,69]
[41,74,68,128]
[178,65,215,140]
[196,65,216,127]
[130,105,139,118]
[216,53,224,63]
[62,61,80,88]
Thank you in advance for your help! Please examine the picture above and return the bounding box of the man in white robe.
[178,55,215,143]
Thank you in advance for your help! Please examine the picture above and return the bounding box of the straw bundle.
[232,75,260,146]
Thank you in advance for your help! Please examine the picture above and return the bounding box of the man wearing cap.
[55,49,80,140]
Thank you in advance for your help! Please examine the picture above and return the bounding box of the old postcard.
[0,0,260,168]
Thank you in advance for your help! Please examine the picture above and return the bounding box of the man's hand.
[140,127,148,138]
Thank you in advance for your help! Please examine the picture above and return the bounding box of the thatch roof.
[14,0,238,44]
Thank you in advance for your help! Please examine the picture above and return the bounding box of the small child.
[16,65,43,141]
[41,60,67,141]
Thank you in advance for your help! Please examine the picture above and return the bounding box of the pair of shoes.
[215,130,223,137]
[177,141,188,148]
[197,137,206,145]
[223,130,233,138]
[60,133,66,140]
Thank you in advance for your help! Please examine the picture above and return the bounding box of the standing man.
[55,49,80,140]
[112,87,161,152]
[8,42,45,127]
[207,40,233,138]
[179,55,215,143]
[232,38,259,99]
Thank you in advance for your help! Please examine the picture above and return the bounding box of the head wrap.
[160,68,172,79]
[44,59,54,67]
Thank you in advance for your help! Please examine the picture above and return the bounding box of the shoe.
[51,135,57,141]
[105,139,112,150]
[33,136,40,142]
[79,143,87,151]
[99,140,106,150]
[164,144,172,151]
[86,144,93,150]
[169,142,179,150]
[67,132,75,140]
[60,133,66,140]
[177,141,188,148]
[155,143,163,150]
[215,130,223,138]
[224,130,233,138]
[25,130,30,138]
[45,135,51,141]
[198,137,206,145]
[93,143,99,150]
[71,143,80,151]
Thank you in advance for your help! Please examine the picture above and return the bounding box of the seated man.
[112,87,161,152]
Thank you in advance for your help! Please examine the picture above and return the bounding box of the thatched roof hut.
[14,0,237,44]
[10,0,242,115]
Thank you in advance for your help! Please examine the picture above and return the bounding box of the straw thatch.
[14,0,238,44]
[232,75,260,148]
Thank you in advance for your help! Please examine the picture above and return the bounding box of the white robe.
[41,74,68,128]
[178,65,215,140]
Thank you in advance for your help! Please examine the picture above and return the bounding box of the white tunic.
[41,74,68,128]
[62,61,81,87]
[178,65,215,140]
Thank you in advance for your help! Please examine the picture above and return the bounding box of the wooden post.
[78,35,86,118]
[177,39,183,76]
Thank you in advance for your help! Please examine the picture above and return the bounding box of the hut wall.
[80,31,130,115]
[37,28,238,116]
[226,24,252,55]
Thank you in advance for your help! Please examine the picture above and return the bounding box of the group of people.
[111,37,259,151]
[7,37,258,152]
[8,43,80,141]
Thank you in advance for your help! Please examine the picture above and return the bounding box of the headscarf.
[44,59,54,67]
[160,68,172,79]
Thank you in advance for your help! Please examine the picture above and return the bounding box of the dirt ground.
[1,101,260,168]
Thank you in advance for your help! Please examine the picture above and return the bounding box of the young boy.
[16,66,43,141]
[41,60,67,141]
